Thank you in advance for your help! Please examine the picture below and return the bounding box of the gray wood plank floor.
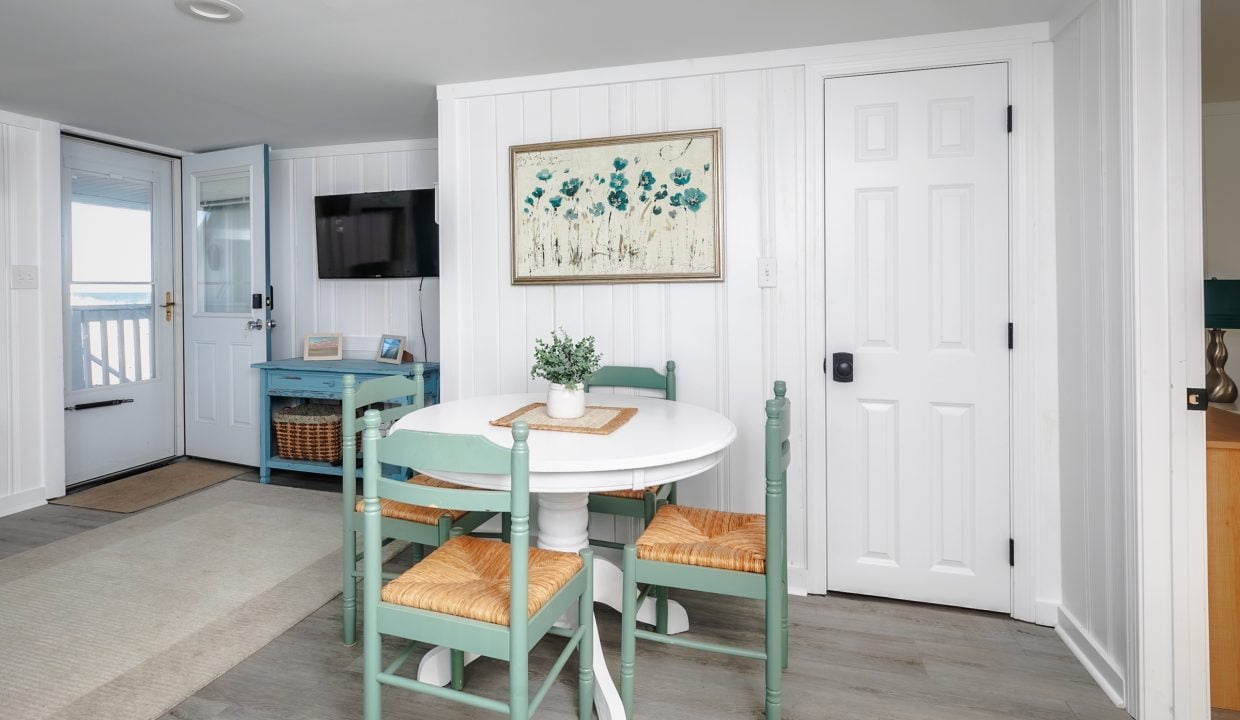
[0,469,1145,719]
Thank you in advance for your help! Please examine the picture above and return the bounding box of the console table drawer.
[266,371,386,394]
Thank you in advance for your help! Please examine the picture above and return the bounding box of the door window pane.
[195,173,252,314]
[67,173,156,390]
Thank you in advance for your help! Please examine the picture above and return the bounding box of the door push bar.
[64,399,135,412]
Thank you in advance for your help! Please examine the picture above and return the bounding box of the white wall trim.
[60,124,186,158]
[1128,0,1210,717]
[1057,606,1126,707]
[438,24,1049,101]
[36,118,64,500]
[0,109,42,131]
[270,138,437,161]
[799,31,1059,622]
[1204,100,1240,117]
[0,488,47,518]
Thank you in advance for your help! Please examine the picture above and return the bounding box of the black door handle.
[832,352,854,383]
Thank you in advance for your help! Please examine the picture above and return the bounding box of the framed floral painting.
[509,128,722,284]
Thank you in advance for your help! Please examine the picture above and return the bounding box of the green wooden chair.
[620,381,791,719]
[583,361,677,632]
[359,411,595,720]
[341,368,503,648]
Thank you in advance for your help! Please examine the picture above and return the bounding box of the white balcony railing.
[69,304,153,390]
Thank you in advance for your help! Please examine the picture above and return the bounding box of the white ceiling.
[1204,0,1240,103]
[0,0,1069,152]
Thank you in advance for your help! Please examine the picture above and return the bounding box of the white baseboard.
[1034,599,1059,627]
[1056,606,1126,707]
[0,488,48,518]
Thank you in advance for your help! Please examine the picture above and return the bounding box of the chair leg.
[411,543,424,564]
[342,525,357,646]
[643,493,669,635]
[765,574,783,720]
[667,483,677,505]
[578,550,595,720]
[620,545,637,718]
[450,649,465,691]
[363,600,381,720]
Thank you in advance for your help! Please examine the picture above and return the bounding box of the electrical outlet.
[10,265,37,290]
[758,257,777,288]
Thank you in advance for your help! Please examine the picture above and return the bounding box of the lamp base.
[1207,328,1237,403]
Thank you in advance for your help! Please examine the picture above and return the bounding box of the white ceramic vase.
[546,383,586,419]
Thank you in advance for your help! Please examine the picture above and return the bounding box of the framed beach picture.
[302,333,343,361]
[509,128,722,284]
[375,334,406,364]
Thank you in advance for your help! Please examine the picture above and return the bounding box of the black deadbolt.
[832,352,854,383]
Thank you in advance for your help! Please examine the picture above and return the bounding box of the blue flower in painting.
[549,196,563,209]
[565,208,579,221]
[613,157,628,171]
[536,169,553,181]
[654,188,668,201]
[669,193,683,207]
[653,206,663,215]
[608,189,629,211]
[669,209,679,219]
[588,202,606,217]
[671,167,692,185]
[560,177,582,197]
[639,192,649,203]
[683,187,707,212]
[704,163,711,171]
[524,196,534,206]
[531,187,545,199]
[523,208,530,214]
[609,172,629,191]
[638,170,655,191]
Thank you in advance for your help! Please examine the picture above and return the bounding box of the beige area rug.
[0,480,398,720]
[50,459,246,512]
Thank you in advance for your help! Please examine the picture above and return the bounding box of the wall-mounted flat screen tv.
[314,189,438,278]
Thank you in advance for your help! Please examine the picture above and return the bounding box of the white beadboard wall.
[1052,0,1129,706]
[268,141,440,362]
[438,70,811,587]
[0,109,63,516]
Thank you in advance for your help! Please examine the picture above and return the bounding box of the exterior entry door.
[182,145,271,466]
[824,63,1011,612]
[62,139,178,484]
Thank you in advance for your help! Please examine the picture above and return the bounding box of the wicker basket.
[274,403,342,463]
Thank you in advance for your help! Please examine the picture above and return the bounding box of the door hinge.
[1009,538,1015,567]
[1007,322,1014,349]
[266,285,274,310]
[1007,105,1013,133]
[1187,388,1209,411]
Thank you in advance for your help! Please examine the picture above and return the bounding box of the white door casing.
[182,145,270,466]
[61,139,177,484]
[824,63,1012,612]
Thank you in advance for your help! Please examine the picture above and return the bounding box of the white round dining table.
[389,391,738,720]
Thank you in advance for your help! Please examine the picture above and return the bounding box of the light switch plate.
[11,265,37,290]
[758,257,777,288]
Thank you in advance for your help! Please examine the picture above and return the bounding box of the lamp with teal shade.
[1205,279,1240,402]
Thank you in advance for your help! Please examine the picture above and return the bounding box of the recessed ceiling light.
[174,0,244,22]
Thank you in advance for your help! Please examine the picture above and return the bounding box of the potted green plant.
[531,329,602,419]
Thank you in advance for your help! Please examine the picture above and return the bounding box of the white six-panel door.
[824,63,1011,612]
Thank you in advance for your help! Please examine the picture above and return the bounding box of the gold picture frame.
[509,128,723,284]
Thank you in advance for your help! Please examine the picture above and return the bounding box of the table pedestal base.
[415,492,688,719]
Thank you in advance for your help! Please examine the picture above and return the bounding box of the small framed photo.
[303,333,343,361]
[376,334,406,364]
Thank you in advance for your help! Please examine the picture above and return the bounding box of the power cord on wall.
[417,276,428,361]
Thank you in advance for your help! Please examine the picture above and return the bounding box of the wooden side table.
[251,358,440,483]
[1208,406,1240,711]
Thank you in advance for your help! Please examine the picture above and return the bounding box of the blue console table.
[252,358,440,483]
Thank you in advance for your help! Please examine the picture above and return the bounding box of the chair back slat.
[376,476,512,513]
[375,404,420,425]
[354,368,425,408]
[378,429,513,475]
[584,361,676,400]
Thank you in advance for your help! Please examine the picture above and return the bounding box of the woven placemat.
[490,403,637,435]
